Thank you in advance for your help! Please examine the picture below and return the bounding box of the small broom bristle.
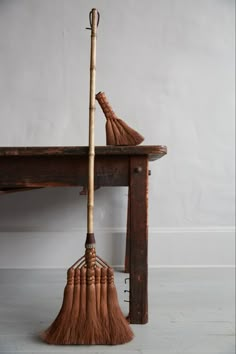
[41,267,75,344]
[105,115,144,146]
[105,119,116,145]
[107,267,134,344]
[114,118,144,146]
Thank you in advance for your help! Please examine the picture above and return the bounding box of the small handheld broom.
[96,91,144,146]
[41,8,134,345]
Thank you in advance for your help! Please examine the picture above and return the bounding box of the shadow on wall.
[0,187,129,265]
[0,186,129,230]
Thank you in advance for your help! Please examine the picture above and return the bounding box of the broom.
[96,91,144,146]
[41,8,133,345]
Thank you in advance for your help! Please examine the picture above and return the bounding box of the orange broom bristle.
[41,263,134,345]
[78,267,103,344]
[74,265,87,343]
[95,267,101,315]
[100,267,110,344]
[107,267,134,344]
[68,267,81,343]
[41,267,75,344]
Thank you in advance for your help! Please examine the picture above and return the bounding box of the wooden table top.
[0,145,167,161]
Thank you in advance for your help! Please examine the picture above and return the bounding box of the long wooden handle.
[87,9,98,235]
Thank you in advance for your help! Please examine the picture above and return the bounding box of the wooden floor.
[0,268,235,354]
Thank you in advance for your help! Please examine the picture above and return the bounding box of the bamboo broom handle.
[87,9,98,235]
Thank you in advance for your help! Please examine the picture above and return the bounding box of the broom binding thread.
[85,232,96,249]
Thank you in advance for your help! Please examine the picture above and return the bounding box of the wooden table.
[0,145,167,324]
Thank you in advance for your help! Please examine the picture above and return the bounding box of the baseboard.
[0,226,234,268]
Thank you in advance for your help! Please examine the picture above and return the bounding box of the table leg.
[129,156,148,324]
[125,187,131,273]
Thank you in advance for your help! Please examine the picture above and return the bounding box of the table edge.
[0,145,167,161]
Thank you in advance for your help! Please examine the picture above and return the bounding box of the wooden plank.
[0,145,167,161]
[129,156,148,324]
[0,155,129,188]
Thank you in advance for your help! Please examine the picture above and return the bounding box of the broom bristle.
[114,118,144,146]
[107,267,134,344]
[42,258,134,345]
[67,267,81,344]
[41,267,75,344]
[105,116,144,146]
[105,119,116,145]
[78,267,103,344]
[100,267,110,344]
[74,265,87,343]
[95,267,101,315]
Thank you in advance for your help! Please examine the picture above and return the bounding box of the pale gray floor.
[0,268,235,354]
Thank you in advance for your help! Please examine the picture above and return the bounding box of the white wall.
[0,0,235,268]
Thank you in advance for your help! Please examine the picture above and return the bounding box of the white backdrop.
[0,0,235,268]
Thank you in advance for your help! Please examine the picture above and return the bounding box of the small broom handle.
[96,92,118,120]
[87,9,98,235]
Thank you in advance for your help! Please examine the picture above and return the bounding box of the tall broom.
[96,91,144,146]
[41,8,134,345]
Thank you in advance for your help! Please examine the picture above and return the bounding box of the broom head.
[41,234,134,345]
[96,91,144,146]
